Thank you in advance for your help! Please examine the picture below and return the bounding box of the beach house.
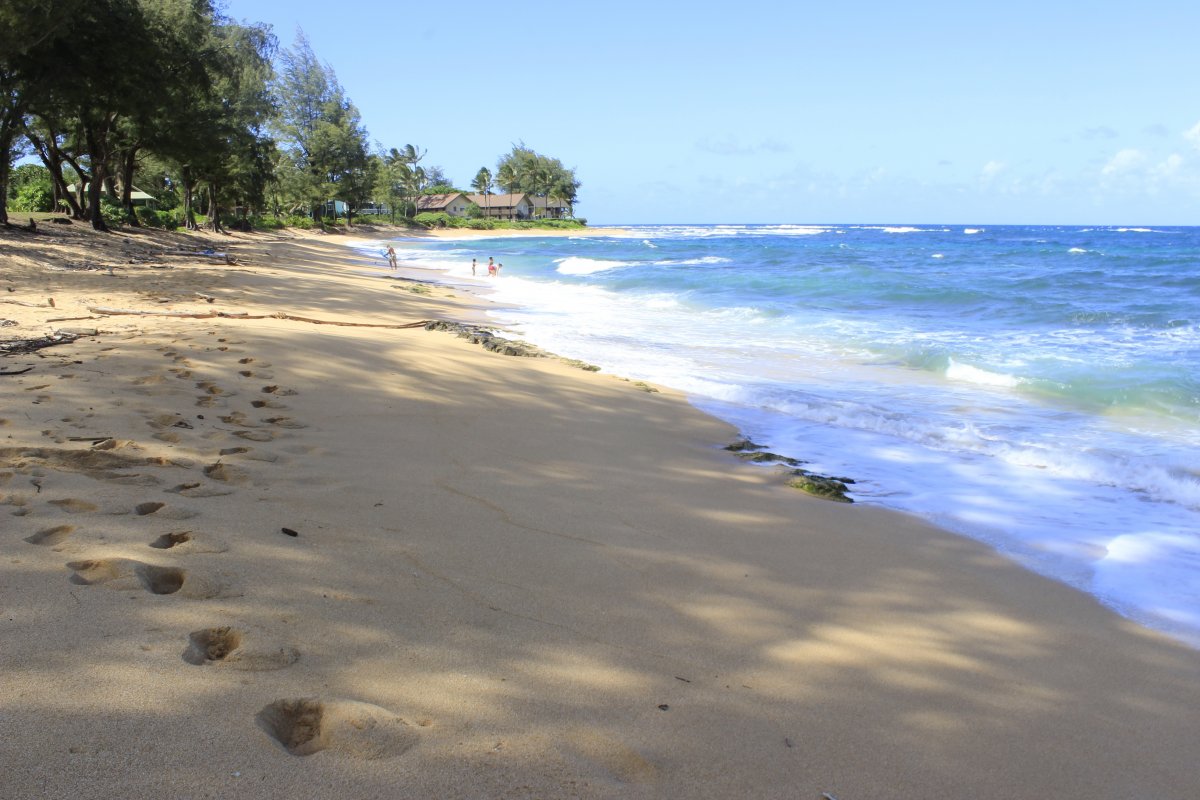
[529,196,570,219]
[415,192,472,217]
[466,192,534,221]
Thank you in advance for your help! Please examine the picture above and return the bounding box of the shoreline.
[3,223,1199,798]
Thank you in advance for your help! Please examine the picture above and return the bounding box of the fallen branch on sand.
[0,298,55,308]
[0,331,80,354]
[85,306,431,330]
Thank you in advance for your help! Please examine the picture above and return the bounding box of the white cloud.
[1101,149,1146,176]
[1154,153,1184,179]
[1184,121,1200,149]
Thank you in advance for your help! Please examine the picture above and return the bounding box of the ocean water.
[360,225,1200,648]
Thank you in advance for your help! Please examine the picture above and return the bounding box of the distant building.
[529,195,570,219]
[415,192,471,217]
[66,183,157,208]
[466,192,534,221]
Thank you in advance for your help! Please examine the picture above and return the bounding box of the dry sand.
[2,221,1199,799]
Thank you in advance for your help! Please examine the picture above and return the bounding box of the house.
[66,183,157,208]
[466,192,534,221]
[416,192,472,217]
[529,195,570,219]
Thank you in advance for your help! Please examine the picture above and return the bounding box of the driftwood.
[85,306,431,330]
[0,331,79,355]
[0,298,55,308]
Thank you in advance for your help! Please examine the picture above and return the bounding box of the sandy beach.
[2,222,1199,799]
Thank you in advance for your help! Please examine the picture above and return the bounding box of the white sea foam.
[555,257,637,275]
[964,228,983,234]
[655,256,732,266]
[945,358,1023,388]
[1068,247,1089,254]
[931,253,945,259]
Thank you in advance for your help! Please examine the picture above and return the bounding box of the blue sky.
[225,0,1200,225]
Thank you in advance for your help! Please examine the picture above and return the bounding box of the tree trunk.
[83,120,108,231]
[119,146,138,225]
[181,165,197,230]
[206,183,223,233]
[0,100,18,226]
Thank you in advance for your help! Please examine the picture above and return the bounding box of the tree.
[494,142,580,217]
[472,167,493,220]
[272,31,371,223]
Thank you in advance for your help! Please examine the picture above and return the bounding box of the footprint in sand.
[203,462,250,483]
[24,524,75,547]
[561,729,659,785]
[132,375,167,387]
[147,412,189,430]
[183,627,299,670]
[49,498,98,514]
[67,558,186,594]
[66,558,237,598]
[233,430,276,442]
[251,399,286,410]
[261,385,298,396]
[170,369,194,379]
[257,699,417,758]
[195,381,228,396]
[263,416,306,429]
[149,530,229,553]
[130,500,197,519]
[166,481,234,498]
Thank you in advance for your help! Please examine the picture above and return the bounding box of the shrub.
[11,182,54,212]
[98,197,125,227]
[283,214,315,229]
[414,211,451,228]
[135,207,178,229]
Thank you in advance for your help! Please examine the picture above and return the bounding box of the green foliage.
[98,196,125,228]
[414,211,451,228]
[134,208,179,229]
[494,143,580,215]
[11,182,54,212]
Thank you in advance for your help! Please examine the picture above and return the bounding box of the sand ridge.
[2,221,1199,798]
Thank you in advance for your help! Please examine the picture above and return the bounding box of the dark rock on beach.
[424,321,548,359]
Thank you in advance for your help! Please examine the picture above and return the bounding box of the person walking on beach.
[472,258,477,276]
[386,245,398,270]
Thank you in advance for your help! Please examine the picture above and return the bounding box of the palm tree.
[472,166,493,221]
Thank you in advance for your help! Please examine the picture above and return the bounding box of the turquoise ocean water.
[359,224,1200,648]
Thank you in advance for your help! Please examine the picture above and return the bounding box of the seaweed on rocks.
[726,437,854,502]
[423,320,548,359]
[787,469,855,503]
